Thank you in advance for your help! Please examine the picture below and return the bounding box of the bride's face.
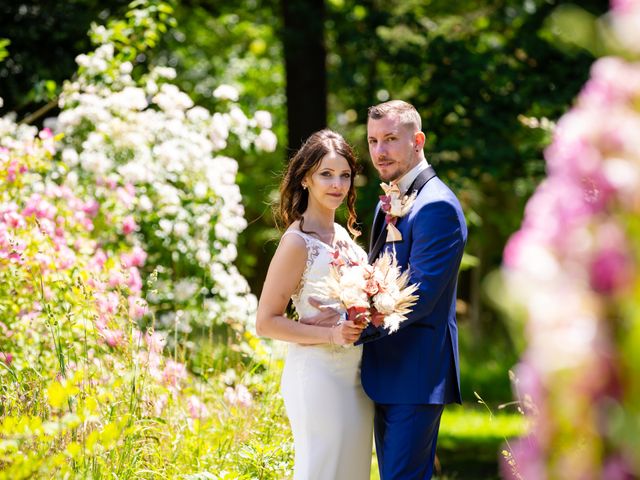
[305,151,352,212]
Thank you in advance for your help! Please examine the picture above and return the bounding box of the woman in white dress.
[256,129,374,480]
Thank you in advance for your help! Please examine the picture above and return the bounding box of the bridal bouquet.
[314,244,419,333]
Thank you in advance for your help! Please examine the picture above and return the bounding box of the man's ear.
[414,131,426,150]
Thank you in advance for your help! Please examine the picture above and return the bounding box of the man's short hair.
[367,100,422,131]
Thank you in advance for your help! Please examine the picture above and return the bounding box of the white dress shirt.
[394,160,430,195]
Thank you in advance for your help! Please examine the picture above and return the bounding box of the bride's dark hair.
[277,129,360,237]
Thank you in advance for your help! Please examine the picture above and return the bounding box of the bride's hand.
[300,297,340,327]
[330,321,366,345]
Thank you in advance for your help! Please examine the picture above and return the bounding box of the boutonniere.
[379,182,417,242]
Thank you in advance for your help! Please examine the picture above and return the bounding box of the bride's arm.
[256,233,361,345]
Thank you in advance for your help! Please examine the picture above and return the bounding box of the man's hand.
[299,297,340,327]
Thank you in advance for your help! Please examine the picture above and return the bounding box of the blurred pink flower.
[162,360,187,389]
[154,393,168,416]
[122,215,138,235]
[224,384,253,408]
[126,267,143,293]
[121,246,147,268]
[96,291,120,315]
[91,249,108,269]
[22,194,56,220]
[187,395,209,419]
[101,328,124,348]
[56,246,77,270]
[2,210,26,229]
[82,199,100,217]
[144,331,166,354]
[117,186,136,209]
[590,247,631,294]
[0,352,13,366]
[108,268,127,288]
[7,159,28,182]
[128,295,148,319]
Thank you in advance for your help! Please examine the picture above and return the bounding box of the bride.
[256,129,374,480]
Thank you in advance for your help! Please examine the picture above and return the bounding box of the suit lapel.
[367,166,438,263]
[369,203,385,252]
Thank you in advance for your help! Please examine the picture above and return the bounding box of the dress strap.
[281,229,311,242]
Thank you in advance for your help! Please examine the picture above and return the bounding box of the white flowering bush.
[48,3,277,339]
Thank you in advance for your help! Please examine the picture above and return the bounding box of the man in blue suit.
[357,100,467,479]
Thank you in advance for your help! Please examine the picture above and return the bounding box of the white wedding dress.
[280,224,374,480]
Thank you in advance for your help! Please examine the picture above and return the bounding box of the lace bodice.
[282,224,367,320]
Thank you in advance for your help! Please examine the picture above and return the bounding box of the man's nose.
[373,142,385,157]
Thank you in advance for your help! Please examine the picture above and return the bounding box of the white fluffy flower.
[228,107,248,132]
[253,110,272,129]
[153,66,177,80]
[340,287,370,309]
[254,129,277,152]
[62,148,79,166]
[213,84,239,101]
[174,278,199,302]
[373,292,397,315]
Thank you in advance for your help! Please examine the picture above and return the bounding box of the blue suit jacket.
[357,169,466,405]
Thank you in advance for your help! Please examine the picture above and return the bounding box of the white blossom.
[213,84,239,101]
[254,129,278,152]
[253,110,272,129]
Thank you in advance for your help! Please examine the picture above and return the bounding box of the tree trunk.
[282,0,327,151]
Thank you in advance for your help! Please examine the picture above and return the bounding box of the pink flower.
[154,393,168,416]
[144,331,166,354]
[187,395,209,419]
[101,328,124,348]
[108,268,127,288]
[82,200,100,217]
[0,352,13,366]
[224,384,253,407]
[126,267,143,293]
[96,291,120,315]
[117,186,136,209]
[2,211,26,229]
[22,194,56,220]
[38,127,53,139]
[162,360,187,389]
[122,216,138,235]
[56,246,77,270]
[590,247,631,294]
[121,246,147,268]
[91,249,108,270]
[128,295,148,319]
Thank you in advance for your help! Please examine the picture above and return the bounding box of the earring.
[302,183,307,190]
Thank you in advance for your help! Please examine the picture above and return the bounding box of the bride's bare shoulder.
[278,224,308,252]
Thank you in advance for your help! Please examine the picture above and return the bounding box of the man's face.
[367,115,420,183]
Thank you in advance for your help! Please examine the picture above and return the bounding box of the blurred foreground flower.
[499,4,640,478]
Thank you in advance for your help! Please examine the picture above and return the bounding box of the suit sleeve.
[356,200,466,344]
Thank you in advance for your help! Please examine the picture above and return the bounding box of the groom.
[357,100,467,479]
